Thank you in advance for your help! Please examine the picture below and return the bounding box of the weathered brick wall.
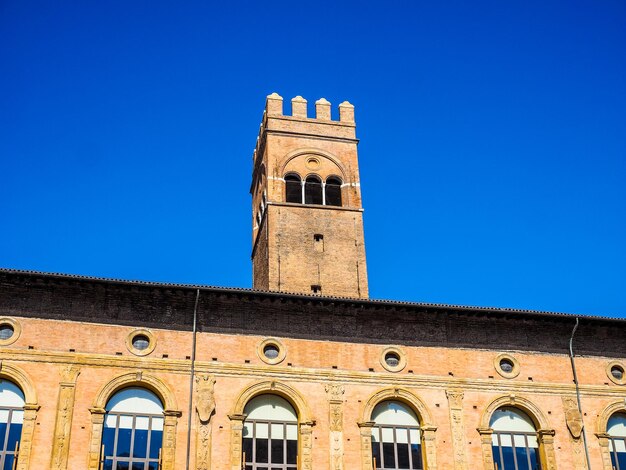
[1,270,624,356]
[0,270,625,470]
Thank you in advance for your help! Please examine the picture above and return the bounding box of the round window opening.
[611,365,624,381]
[132,334,150,351]
[0,324,14,341]
[263,344,280,360]
[385,351,401,368]
[499,358,514,374]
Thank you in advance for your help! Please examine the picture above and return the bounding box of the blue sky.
[1,1,624,317]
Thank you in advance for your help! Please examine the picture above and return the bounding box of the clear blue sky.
[1,1,624,317]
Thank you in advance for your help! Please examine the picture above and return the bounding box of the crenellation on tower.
[290,95,307,117]
[250,92,368,298]
[338,100,355,123]
[315,98,331,120]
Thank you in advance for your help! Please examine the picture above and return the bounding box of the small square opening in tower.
[311,284,322,294]
[313,233,323,242]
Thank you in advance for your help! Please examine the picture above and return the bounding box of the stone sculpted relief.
[195,375,216,470]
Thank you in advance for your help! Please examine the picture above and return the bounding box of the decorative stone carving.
[50,365,81,470]
[195,375,216,470]
[326,384,345,470]
[446,390,467,470]
[562,396,583,439]
[196,375,216,423]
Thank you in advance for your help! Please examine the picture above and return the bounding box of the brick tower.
[250,93,369,298]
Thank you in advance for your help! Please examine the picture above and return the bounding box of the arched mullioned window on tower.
[242,394,298,469]
[284,174,302,203]
[304,175,323,205]
[325,176,342,206]
[0,381,25,470]
[608,412,626,470]
[371,401,423,470]
[490,407,542,470]
[101,387,164,470]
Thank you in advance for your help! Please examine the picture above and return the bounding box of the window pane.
[617,452,626,470]
[304,179,322,205]
[411,444,422,469]
[286,180,302,203]
[372,442,381,468]
[115,462,130,470]
[528,447,541,470]
[382,442,396,468]
[0,421,7,449]
[271,438,284,463]
[6,423,22,451]
[103,459,113,470]
[102,426,116,457]
[148,463,158,470]
[492,446,503,470]
[149,429,162,459]
[515,445,530,470]
[501,446,515,470]
[256,422,269,439]
[116,427,132,457]
[256,438,269,463]
[325,182,342,206]
[242,437,253,463]
[397,442,410,468]
[3,455,14,470]
[131,463,144,470]
[286,439,297,464]
[286,424,298,440]
[133,428,148,458]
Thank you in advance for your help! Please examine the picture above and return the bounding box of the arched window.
[284,174,302,203]
[0,381,24,470]
[490,407,541,470]
[325,176,342,207]
[608,412,626,470]
[101,387,164,470]
[304,175,323,205]
[371,401,422,470]
[242,394,298,469]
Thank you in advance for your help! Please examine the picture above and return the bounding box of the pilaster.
[50,365,80,470]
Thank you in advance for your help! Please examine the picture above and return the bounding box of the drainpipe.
[185,289,200,470]
[569,317,592,469]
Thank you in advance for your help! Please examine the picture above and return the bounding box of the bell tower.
[250,93,369,298]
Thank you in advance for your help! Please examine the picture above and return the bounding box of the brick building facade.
[0,94,624,470]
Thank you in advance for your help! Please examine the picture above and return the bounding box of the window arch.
[284,173,302,203]
[101,387,164,470]
[371,400,422,469]
[242,394,298,469]
[490,407,541,470]
[0,380,25,470]
[325,176,342,206]
[608,412,626,470]
[304,175,323,205]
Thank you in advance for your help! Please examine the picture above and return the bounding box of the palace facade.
[0,94,625,470]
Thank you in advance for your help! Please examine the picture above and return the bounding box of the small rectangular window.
[311,285,322,294]
[313,234,323,242]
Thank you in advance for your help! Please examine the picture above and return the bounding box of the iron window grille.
[101,411,163,470]
[491,431,541,470]
[0,406,22,470]
[371,423,422,470]
[242,419,298,470]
